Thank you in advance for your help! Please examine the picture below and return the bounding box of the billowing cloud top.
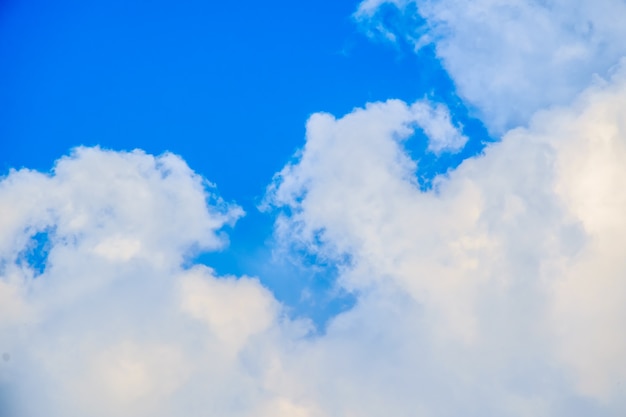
[2,1,626,416]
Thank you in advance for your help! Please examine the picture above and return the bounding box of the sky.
[1,0,626,416]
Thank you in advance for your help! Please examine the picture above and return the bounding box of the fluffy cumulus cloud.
[265,63,626,415]
[0,148,304,417]
[3,2,626,416]
[1,79,626,414]
[355,0,626,132]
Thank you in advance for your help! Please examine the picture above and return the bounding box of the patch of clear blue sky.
[0,0,490,328]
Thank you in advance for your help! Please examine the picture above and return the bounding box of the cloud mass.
[266,62,626,415]
[2,1,626,416]
[2,65,626,414]
[356,0,626,132]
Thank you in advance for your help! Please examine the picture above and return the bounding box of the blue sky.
[2,1,626,416]
[1,0,454,180]
[0,0,488,323]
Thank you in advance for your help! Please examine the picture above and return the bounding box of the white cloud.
[265,63,626,415]
[2,65,626,416]
[412,99,467,153]
[355,0,626,133]
[180,266,279,354]
[0,147,291,417]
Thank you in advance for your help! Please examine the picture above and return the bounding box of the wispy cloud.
[355,0,626,132]
[412,99,467,153]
